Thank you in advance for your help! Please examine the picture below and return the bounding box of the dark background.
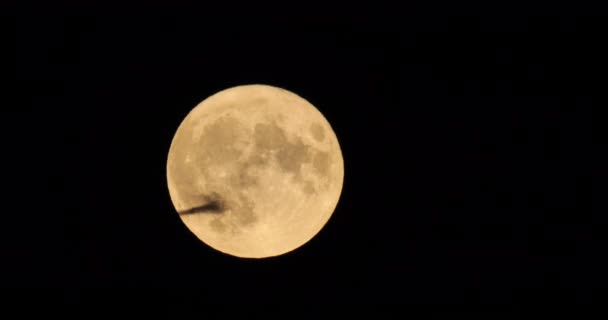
[5,4,600,312]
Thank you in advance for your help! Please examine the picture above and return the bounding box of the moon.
[166,84,344,258]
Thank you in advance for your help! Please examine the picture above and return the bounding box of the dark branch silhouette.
[178,201,224,215]
[178,193,226,215]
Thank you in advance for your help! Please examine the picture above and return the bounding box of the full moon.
[166,84,344,258]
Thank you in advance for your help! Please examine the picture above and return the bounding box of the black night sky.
[5,3,599,314]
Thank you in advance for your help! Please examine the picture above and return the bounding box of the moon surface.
[166,84,344,258]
